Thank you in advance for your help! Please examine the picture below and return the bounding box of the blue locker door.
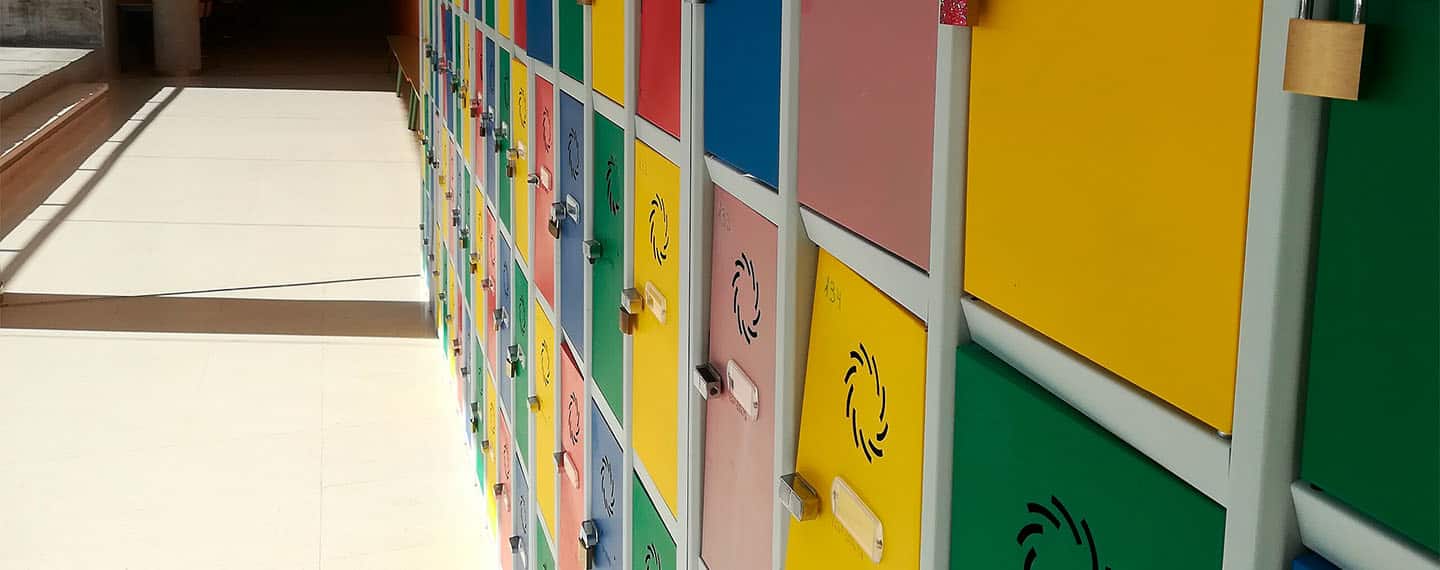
[588,401,624,570]
[527,0,553,65]
[486,38,499,206]
[558,91,586,351]
[702,0,780,188]
[514,451,532,570]
[498,237,514,414]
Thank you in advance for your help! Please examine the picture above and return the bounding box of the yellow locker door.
[785,250,927,569]
[534,299,559,537]
[499,0,512,38]
[631,141,680,516]
[964,0,1261,431]
[592,0,624,105]
[513,57,531,265]
[485,373,500,534]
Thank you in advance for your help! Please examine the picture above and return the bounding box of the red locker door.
[637,0,681,137]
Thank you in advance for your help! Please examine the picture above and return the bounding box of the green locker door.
[514,261,532,465]
[951,344,1226,568]
[499,49,514,232]
[536,521,556,570]
[557,0,583,82]
[632,475,676,570]
[590,113,626,422]
[1301,0,1439,554]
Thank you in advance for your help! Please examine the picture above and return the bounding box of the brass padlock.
[1283,0,1365,100]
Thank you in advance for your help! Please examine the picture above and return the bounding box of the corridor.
[0,8,495,567]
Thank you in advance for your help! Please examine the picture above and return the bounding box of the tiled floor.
[0,47,90,102]
[0,78,497,568]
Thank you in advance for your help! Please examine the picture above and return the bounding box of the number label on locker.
[700,188,777,569]
[630,141,681,516]
[785,250,927,569]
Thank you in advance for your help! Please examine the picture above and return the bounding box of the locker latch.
[494,308,509,329]
[469,252,480,274]
[778,473,820,522]
[579,520,600,569]
[618,288,643,335]
[548,196,579,239]
[506,148,519,178]
[469,411,480,433]
[480,437,491,450]
[459,227,470,248]
[509,536,527,567]
[554,450,580,488]
[493,482,505,498]
[527,393,540,412]
[583,239,603,264]
[506,344,524,377]
[577,0,593,5]
[482,276,495,290]
[692,363,722,400]
[450,208,461,228]
[451,337,461,356]
[470,100,482,118]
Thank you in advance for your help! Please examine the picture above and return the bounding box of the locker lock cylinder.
[692,363,723,400]
[548,196,579,239]
[778,472,821,522]
[618,288,644,335]
[506,344,524,378]
[583,239,603,264]
[509,536,527,568]
[578,520,600,569]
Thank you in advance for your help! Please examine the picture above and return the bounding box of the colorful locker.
[486,369,502,537]
[499,413,517,570]
[592,0,624,105]
[498,0,512,38]
[699,187,777,569]
[514,57,533,264]
[587,401,625,570]
[1300,0,1439,553]
[703,0,780,188]
[796,0,935,270]
[487,38,499,206]
[487,208,501,378]
[557,91,586,350]
[785,250,927,568]
[537,529,556,570]
[527,0,552,65]
[499,49,514,231]
[515,0,527,49]
[534,76,558,307]
[590,113,626,421]
[485,0,494,27]
[498,236,516,414]
[473,32,486,176]
[556,0,583,82]
[950,343,1226,568]
[632,476,677,570]
[964,0,1263,432]
[637,0,680,137]
[557,347,586,570]
[535,299,560,538]
[514,263,532,464]
[629,141,681,515]
[514,450,532,570]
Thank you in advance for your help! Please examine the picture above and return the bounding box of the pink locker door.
[557,344,586,570]
[796,0,936,270]
[637,0,680,136]
[534,76,558,307]
[497,412,516,570]
[699,188,777,570]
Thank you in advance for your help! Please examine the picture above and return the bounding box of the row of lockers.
[415,0,1437,567]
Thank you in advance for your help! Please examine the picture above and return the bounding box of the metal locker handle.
[692,363,722,400]
[778,473,820,522]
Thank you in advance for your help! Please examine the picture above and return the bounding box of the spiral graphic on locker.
[599,456,616,517]
[566,129,581,180]
[566,393,581,445]
[731,252,761,344]
[844,343,888,463]
[539,339,552,388]
[644,543,663,570]
[648,194,670,265]
[604,156,620,215]
[1016,496,1113,570]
